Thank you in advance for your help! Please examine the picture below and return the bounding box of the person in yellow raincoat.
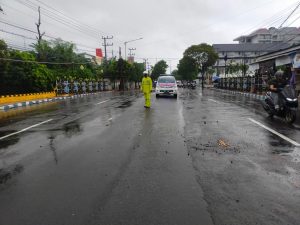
[141,71,152,108]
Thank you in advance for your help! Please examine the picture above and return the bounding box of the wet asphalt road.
[0,88,300,225]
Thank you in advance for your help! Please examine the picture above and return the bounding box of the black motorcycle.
[187,81,196,89]
[262,85,298,123]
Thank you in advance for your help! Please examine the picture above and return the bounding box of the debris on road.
[218,139,230,148]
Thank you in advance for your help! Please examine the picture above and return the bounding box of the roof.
[213,43,290,53]
[249,28,270,36]
[234,27,300,41]
[251,43,300,64]
[234,29,270,41]
[278,27,300,34]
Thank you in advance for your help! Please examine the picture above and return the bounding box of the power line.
[279,1,300,28]
[0,57,92,65]
[14,0,100,41]
[5,0,101,43]
[259,17,300,52]
[0,20,37,34]
[31,0,124,44]
[237,2,299,38]
[0,20,98,50]
[0,29,36,40]
[31,0,107,36]
[142,0,291,46]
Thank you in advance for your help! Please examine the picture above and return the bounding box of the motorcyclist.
[268,70,287,110]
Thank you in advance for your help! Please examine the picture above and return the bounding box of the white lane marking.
[208,98,218,103]
[293,124,300,129]
[248,118,300,147]
[0,119,53,141]
[108,118,113,121]
[95,100,109,105]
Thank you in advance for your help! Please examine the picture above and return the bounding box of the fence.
[216,76,269,94]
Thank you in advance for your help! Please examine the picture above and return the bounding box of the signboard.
[292,53,300,68]
[96,48,103,65]
[96,48,103,58]
[275,55,291,66]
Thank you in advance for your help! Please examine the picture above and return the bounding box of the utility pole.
[102,36,113,61]
[124,37,143,60]
[36,6,45,44]
[128,48,136,57]
[143,58,149,71]
[119,47,122,59]
[243,52,246,77]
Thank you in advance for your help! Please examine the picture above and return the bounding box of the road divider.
[248,118,300,147]
[0,119,53,141]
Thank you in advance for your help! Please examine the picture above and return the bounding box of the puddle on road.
[0,130,20,150]
[0,164,24,185]
[116,100,132,109]
[271,148,294,155]
[63,121,82,138]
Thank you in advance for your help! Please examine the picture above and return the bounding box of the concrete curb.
[0,92,103,111]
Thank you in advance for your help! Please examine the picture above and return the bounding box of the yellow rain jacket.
[141,76,152,93]
[141,76,152,108]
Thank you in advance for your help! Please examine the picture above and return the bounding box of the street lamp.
[224,54,228,89]
[224,54,228,78]
[124,37,143,60]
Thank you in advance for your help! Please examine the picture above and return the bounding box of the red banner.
[96,48,103,58]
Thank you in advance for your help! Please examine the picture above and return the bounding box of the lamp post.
[124,37,143,60]
[224,54,228,89]
[224,54,228,78]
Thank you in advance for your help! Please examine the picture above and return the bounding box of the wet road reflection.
[0,164,24,185]
[48,135,58,165]
[0,89,299,225]
[63,121,82,138]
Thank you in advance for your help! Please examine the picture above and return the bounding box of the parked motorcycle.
[187,81,196,89]
[262,85,298,123]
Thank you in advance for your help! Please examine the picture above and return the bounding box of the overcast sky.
[1,0,300,71]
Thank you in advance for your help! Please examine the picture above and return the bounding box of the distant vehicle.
[155,75,178,98]
[187,81,196,89]
[176,80,183,87]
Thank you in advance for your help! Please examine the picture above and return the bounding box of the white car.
[155,75,178,98]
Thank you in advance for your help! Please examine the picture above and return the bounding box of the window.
[157,76,176,83]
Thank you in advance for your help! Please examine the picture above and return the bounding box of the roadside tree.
[151,60,168,80]
[177,56,198,81]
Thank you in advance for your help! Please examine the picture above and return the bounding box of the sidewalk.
[0,93,101,111]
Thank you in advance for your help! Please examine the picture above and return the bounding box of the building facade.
[213,43,289,77]
[251,44,300,94]
[234,27,300,45]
